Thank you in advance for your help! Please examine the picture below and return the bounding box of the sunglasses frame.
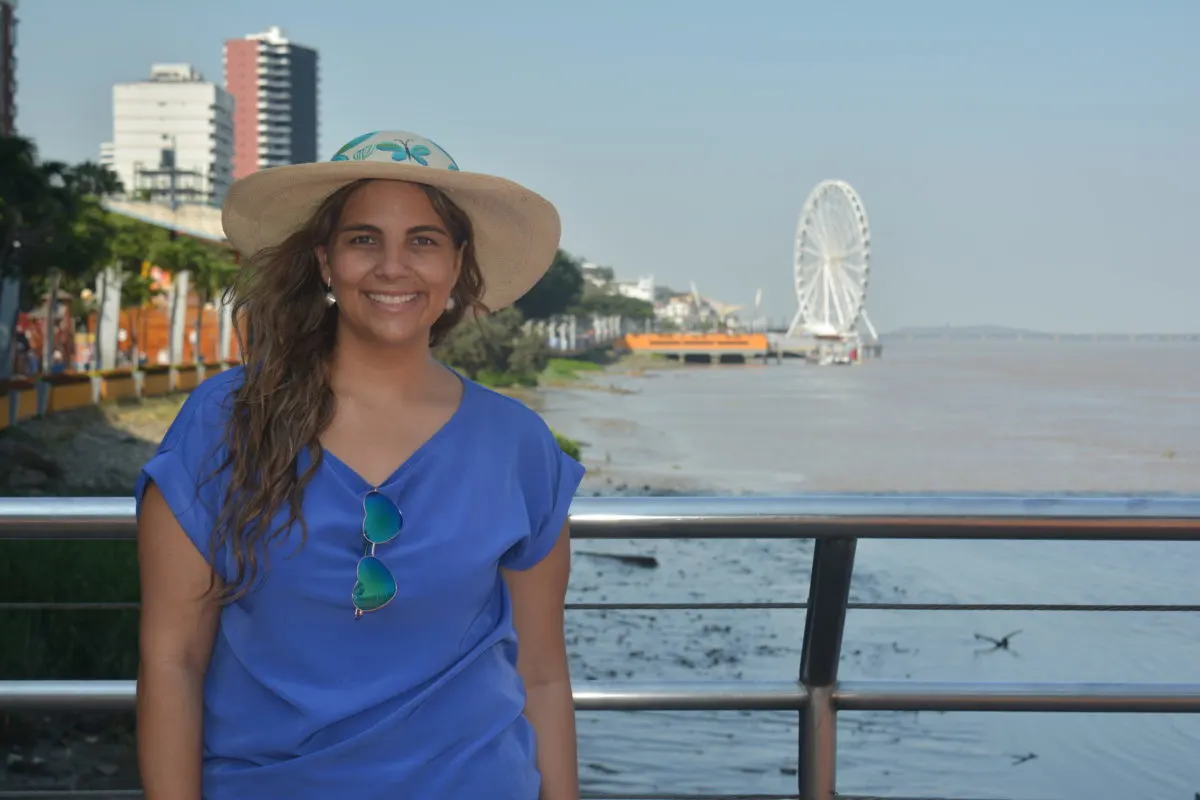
[352,489,403,619]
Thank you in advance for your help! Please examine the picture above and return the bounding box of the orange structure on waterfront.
[17,298,239,373]
[619,332,771,358]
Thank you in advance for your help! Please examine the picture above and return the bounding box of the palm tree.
[1,136,127,374]
[190,248,238,363]
[66,162,123,199]
[151,237,236,364]
[0,136,43,378]
[119,270,163,367]
[98,216,166,368]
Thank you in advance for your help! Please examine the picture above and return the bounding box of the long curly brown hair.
[206,179,486,602]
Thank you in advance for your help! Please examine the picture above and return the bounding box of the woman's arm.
[504,523,578,800]
[136,482,221,800]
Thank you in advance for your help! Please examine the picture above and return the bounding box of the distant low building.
[654,291,742,330]
[656,294,696,327]
[614,275,655,303]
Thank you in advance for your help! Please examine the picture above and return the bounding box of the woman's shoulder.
[458,378,586,571]
[135,367,247,568]
[155,365,245,459]
[160,366,245,451]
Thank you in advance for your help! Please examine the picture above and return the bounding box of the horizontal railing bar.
[570,602,1200,613]
[581,796,1003,800]
[0,679,136,711]
[835,680,1200,712]
[573,682,807,710]
[0,680,809,712]
[0,791,1000,800]
[0,604,140,609]
[0,796,873,800]
[0,795,1006,800]
[5,600,1200,613]
[6,679,1200,713]
[581,794,799,800]
[852,602,1200,612]
[836,797,1019,800]
[2,495,1199,541]
[0,793,146,799]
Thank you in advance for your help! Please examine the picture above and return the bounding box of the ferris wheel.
[787,180,875,340]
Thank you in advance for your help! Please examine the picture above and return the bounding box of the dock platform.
[619,332,774,364]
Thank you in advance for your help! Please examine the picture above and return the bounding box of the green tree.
[0,137,65,374]
[19,167,116,368]
[513,249,584,320]
[0,136,125,372]
[190,248,238,363]
[119,272,163,366]
[152,237,237,364]
[66,161,123,199]
[435,307,550,386]
[0,137,38,274]
[0,138,123,286]
[106,216,168,366]
[590,264,615,284]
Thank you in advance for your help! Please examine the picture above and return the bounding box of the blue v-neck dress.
[135,365,586,800]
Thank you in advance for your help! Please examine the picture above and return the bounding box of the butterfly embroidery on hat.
[374,140,432,165]
[329,133,461,171]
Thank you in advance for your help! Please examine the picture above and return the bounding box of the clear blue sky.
[15,0,1200,333]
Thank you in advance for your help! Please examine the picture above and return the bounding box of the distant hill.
[883,325,1199,342]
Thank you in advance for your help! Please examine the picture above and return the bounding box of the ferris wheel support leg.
[786,308,805,338]
[859,310,879,344]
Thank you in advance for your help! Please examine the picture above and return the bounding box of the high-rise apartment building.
[224,26,319,180]
[108,64,235,207]
[1,0,17,135]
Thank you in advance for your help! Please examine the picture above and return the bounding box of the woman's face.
[316,180,463,350]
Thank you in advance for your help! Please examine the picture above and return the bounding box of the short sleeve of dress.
[134,372,237,577]
[501,417,587,572]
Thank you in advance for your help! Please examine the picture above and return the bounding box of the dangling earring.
[325,279,336,307]
[444,295,456,311]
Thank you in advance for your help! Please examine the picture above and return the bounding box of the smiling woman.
[132,131,584,800]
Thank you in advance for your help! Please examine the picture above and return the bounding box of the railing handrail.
[4,493,1199,800]
[3,493,1200,540]
[6,678,1200,714]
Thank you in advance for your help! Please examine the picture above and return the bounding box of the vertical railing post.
[797,536,857,800]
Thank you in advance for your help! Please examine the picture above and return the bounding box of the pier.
[2,494,1199,800]
[619,332,775,364]
[768,333,884,364]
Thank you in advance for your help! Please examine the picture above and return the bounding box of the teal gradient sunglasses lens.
[352,555,397,613]
[363,490,403,545]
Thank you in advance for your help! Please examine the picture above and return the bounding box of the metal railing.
[2,494,1200,800]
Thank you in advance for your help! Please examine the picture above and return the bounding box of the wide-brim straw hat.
[221,130,561,312]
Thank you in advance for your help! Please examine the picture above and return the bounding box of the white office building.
[110,63,234,207]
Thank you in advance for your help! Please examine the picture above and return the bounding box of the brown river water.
[538,339,1200,800]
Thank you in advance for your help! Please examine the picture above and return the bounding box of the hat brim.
[221,161,561,312]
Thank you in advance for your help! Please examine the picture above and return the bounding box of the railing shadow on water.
[1,494,1199,800]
